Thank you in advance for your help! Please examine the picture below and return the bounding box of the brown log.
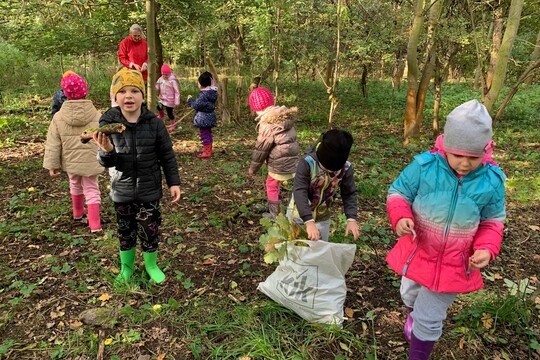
[80,124,126,143]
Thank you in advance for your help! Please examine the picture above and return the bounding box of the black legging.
[114,200,161,252]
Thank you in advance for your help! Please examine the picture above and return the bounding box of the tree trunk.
[221,77,231,124]
[272,2,283,98]
[155,1,163,73]
[482,0,524,113]
[327,0,343,129]
[415,0,443,126]
[361,64,368,98]
[524,29,540,86]
[433,56,442,138]
[494,58,540,123]
[235,76,243,121]
[393,51,406,92]
[146,0,157,112]
[403,0,426,143]
[485,7,504,93]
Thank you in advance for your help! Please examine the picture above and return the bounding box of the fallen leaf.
[69,320,83,328]
[345,307,355,318]
[50,311,64,319]
[202,258,215,265]
[528,225,540,232]
[59,250,70,257]
[482,313,493,329]
[157,354,166,360]
[459,336,466,349]
[492,273,503,280]
[98,293,111,302]
[46,322,55,329]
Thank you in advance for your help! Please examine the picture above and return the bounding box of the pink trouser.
[266,175,280,201]
[68,174,101,205]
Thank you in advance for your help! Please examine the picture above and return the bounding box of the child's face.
[116,86,144,115]
[163,74,170,79]
[446,153,483,176]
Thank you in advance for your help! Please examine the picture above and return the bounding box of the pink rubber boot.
[87,203,102,233]
[71,194,86,220]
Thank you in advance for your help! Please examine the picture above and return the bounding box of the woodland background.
[0,1,539,359]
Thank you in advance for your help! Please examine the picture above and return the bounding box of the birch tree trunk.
[146,0,157,112]
[482,0,524,113]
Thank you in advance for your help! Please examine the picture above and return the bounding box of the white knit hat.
[443,100,492,156]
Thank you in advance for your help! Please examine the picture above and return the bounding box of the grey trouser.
[400,277,457,341]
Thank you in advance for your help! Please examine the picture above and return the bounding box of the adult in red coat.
[118,24,148,81]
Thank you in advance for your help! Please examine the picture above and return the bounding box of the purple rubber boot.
[409,332,435,360]
[404,306,413,343]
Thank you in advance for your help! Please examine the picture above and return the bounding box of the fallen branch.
[80,124,126,144]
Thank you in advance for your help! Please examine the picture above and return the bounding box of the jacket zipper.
[132,126,138,199]
[434,178,462,291]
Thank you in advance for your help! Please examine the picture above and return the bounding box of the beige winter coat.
[249,106,300,175]
[43,100,104,177]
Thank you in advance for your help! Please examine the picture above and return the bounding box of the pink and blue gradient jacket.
[386,151,506,293]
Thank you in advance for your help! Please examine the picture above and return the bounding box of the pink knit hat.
[61,73,88,100]
[161,64,172,75]
[249,87,275,112]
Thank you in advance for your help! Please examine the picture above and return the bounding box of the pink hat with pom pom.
[248,87,275,112]
[161,64,172,75]
[61,72,88,100]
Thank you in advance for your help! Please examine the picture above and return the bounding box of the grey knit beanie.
[443,99,492,156]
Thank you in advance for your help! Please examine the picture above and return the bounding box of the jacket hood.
[257,106,297,131]
[59,100,99,128]
[200,89,218,103]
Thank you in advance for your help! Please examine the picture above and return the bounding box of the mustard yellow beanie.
[111,68,145,98]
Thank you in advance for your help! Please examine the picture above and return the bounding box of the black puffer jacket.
[97,106,180,203]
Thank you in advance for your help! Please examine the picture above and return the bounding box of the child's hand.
[305,221,320,241]
[49,169,60,177]
[345,220,360,240]
[187,95,192,100]
[469,249,491,270]
[92,132,114,153]
[248,168,255,177]
[170,185,181,203]
[396,218,415,237]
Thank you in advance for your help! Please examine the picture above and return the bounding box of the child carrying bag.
[257,240,356,326]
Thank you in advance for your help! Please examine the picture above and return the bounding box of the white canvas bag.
[257,240,356,325]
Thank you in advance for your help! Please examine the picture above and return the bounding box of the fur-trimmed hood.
[256,106,297,131]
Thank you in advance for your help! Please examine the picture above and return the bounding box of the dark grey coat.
[97,106,180,203]
[249,106,300,175]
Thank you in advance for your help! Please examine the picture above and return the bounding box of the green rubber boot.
[143,251,166,284]
[114,248,136,287]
